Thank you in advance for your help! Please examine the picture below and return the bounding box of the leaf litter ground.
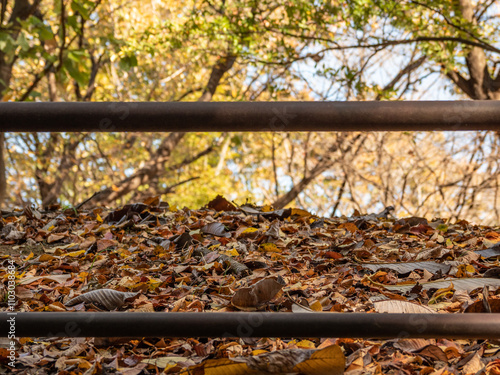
[1,196,500,374]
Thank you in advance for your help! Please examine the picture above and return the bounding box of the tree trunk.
[445,0,500,100]
[0,0,41,208]
[0,61,11,207]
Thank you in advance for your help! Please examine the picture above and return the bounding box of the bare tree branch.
[376,55,427,100]
[93,53,237,205]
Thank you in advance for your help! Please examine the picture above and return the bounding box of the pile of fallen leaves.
[1,195,500,374]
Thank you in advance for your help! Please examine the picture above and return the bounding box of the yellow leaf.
[23,252,34,261]
[436,224,448,233]
[2,93,13,101]
[465,264,475,273]
[96,213,103,222]
[18,337,32,345]
[258,243,279,253]
[77,272,88,282]
[456,264,475,278]
[293,344,345,375]
[142,356,191,369]
[193,262,216,272]
[270,253,285,261]
[222,248,239,257]
[203,358,255,375]
[296,340,316,349]
[261,205,274,212]
[119,248,132,258]
[148,277,162,291]
[429,282,454,304]
[291,208,311,217]
[251,350,268,356]
[309,300,323,312]
[65,250,85,257]
[242,227,258,234]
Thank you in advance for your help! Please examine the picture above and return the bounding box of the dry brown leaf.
[465,296,500,313]
[231,276,286,310]
[47,233,66,243]
[142,195,160,206]
[413,345,449,363]
[130,302,155,312]
[461,351,484,374]
[393,339,437,353]
[207,195,238,211]
[60,342,88,358]
[292,345,345,375]
[202,222,230,237]
[19,274,72,285]
[202,358,254,375]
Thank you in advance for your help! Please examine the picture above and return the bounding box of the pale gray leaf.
[374,300,437,314]
[476,245,500,259]
[361,261,457,275]
[65,289,139,310]
[384,278,500,294]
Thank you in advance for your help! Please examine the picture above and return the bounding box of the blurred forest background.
[1,0,500,224]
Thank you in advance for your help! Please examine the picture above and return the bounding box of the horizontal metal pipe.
[0,101,499,132]
[2,312,500,338]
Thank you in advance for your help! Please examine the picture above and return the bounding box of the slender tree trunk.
[0,36,12,208]
[0,133,6,208]
[198,55,236,102]
[0,0,41,207]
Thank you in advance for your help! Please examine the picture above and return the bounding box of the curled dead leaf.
[207,195,237,211]
[202,222,231,237]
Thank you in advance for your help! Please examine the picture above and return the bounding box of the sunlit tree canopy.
[1,0,499,224]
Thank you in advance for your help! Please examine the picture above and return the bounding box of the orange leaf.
[324,251,342,259]
[339,222,358,233]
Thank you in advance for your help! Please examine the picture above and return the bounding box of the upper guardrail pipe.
[0,101,499,132]
[2,312,500,338]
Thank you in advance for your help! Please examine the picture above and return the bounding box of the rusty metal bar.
[2,312,500,338]
[0,101,499,132]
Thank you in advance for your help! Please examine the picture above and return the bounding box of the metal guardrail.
[1,100,500,338]
[2,312,500,339]
[0,101,499,132]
